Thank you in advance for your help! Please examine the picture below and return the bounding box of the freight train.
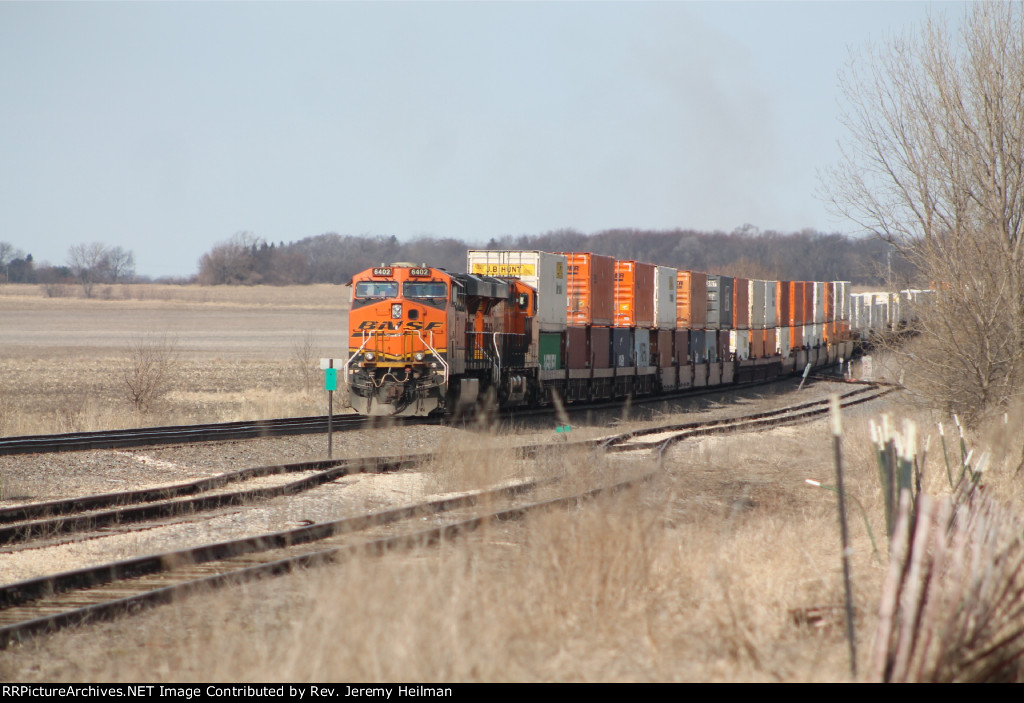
[343,250,857,416]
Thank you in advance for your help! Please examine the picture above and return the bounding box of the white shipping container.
[833,281,850,322]
[813,282,825,324]
[467,250,568,332]
[729,329,750,361]
[764,280,778,328]
[750,280,766,330]
[776,327,791,359]
[653,265,678,329]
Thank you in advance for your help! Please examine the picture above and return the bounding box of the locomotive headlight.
[391,303,402,319]
[364,352,375,361]
[415,352,425,361]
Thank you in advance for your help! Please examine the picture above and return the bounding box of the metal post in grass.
[797,362,812,390]
[830,394,858,679]
[323,359,337,459]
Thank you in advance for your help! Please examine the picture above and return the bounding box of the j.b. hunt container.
[467,250,568,332]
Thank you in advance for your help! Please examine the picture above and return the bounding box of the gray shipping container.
[690,329,707,363]
[653,266,678,329]
[706,275,734,330]
[611,327,634,368]
[634,328,651,367]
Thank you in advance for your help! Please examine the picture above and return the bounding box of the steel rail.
[0,454,422,546]
[0,414,425,456]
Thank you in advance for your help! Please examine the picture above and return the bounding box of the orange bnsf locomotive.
[345,250,858,417]
[345,261,538,416]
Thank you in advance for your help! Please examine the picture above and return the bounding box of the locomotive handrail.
[417,329,449,384]
[343,331,373,385]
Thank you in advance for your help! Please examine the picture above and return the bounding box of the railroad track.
[0,384,894,647]
[0,414,425,456]
[0,453,424,547]
[596,383,895,459]
[0,462,654,649]
[0,374,870,456]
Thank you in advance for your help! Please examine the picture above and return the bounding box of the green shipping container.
[539,332,563,371]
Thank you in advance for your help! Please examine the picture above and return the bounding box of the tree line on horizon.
[193,227,910,287]
[0,226,912,290]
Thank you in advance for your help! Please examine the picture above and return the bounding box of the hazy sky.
[0,1,962,277]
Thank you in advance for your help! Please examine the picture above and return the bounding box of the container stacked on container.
[652,265,678,388]
[561,252,614,376]
[706,275,733,362]
[467,250,568,372]
[730,277,750,360]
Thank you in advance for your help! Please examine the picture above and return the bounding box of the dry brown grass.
[0,410,918,682]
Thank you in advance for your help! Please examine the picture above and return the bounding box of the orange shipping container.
[749,329,765,359]
[801,282,814,326]
[777,281,792,329]
[790,324,804,350]
[614,260,655,327]
[561,252,615,326]
[764,328,777,357]
[676,271,707,329]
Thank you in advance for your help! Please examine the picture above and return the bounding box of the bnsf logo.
[355,321,444,331]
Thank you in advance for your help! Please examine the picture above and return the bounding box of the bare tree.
[104,246,136,283]
[197,232,264,285]
[67,242,109,297]
[122,334,181,413]
[826,3,1024,425]
[0,242,23,283]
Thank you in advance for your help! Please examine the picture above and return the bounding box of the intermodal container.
[611,327,634,367]
[613,260,655,328]
[729,329,750,360]
[676,271,708,329]
[566,326,589,369]
[655,329,674,367]
[467,250,568,332]
[706,275,734,330]
[539,331,563,370]
[653,266,678,329]
[591,326,611,368]
[790,324,804,350]
[635,328,651,367]
[776,327,790,358]
[704,330,719,363]
[732,277,750,329]
[749,329,765,359]
[802,282,815,325]
[675,329,690,364]
[764,328,777,358]
[750,280,766,330]
[561,252,615,326]
[777,281,792,328]
[812,282,825,324]
[690,329,706,363]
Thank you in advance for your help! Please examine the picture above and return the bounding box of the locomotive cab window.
[355,281,398,298]
[402,282,447,299]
